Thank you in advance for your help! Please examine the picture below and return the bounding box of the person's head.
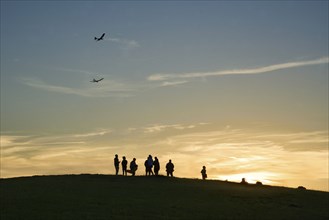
[133,158,136,161]
[203,166,206,169]
[155,157,158,160]
[123,156,126,159]
[169,159,172,163]
[115,154,118,158]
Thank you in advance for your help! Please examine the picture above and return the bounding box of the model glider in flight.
[90,78,104,83]
[94,33,105,41]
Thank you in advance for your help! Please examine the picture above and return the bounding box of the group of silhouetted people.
[115,155,265,184]
[114,154,177,177]
[144,155,160,176]
[114,155,138,176]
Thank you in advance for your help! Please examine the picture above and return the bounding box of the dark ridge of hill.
[1,174,328,220]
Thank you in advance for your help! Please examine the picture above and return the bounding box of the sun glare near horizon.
[215,171,279,185]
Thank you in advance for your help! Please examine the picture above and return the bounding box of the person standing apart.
[114,154,120,175]
[166,159,174,177]
[201,166,207,180]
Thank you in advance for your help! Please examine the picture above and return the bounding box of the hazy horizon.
[1,1,328,192]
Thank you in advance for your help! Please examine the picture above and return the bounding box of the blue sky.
[1,1,328,191]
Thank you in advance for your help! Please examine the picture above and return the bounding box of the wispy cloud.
[0,132,117,178]
[20,77,138,98]
[105,37,140,49]
[148,57,329,81]
[160,81,189,87]
[1,130,111,149]
[125,122,210,134]
[0,135,31,148]
[254,131,328,146]
[143,123,197,133]
[73,129,112,138]
[21,78,89,96]
[56,68,95,76]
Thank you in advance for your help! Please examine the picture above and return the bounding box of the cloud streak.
[1,130,111,149]
[105,37,140,49]
[148,57,329,81]
[20,77,138,98]
[160,81,189,87]
[143,123,197,133]
[125,122,211,134]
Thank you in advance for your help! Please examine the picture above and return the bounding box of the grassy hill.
[1,174,328,220]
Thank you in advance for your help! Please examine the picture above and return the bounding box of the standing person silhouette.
[147,155,154,176]
[166,159,174,177]
[144,158,148,176]
[153,157,160,176]
[114,154,120,175]
[122,156,128,176]
[201,166,207,180]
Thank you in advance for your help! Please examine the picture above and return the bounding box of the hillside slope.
[1,174,328,220]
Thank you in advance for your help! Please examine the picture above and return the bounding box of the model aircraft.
[90,78,104,83]
[94,33,105,41]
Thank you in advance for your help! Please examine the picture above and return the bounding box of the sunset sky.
[1,1,328,191]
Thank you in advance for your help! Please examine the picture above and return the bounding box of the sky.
[1,1,328,191]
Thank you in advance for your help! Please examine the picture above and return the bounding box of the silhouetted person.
[147,155,154,176]
[241,178,248,184]
[201,166,207,180]
[129,158,138,176]
[166,159,174,177]
[144,159,148,175]
[144,158,148,175]
[114,154,120,175]
[298,186,306,190]
[153,157,160,176]
[256,181,263,186]
[122,156,128,176]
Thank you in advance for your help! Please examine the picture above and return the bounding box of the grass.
[1,174,328,219]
